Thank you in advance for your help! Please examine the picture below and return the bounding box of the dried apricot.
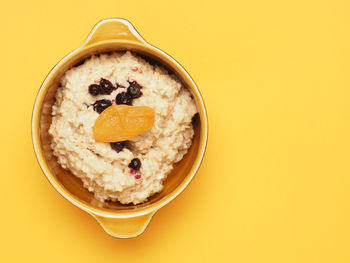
[93,105,155,142]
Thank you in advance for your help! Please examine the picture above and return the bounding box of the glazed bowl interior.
[36,41,204,213]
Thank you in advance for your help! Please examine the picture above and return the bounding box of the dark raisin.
[92,99,112,114]
[110,141,127,152]
[99,78,115,94]
[88,84,101,96]
[127,81,143,99]
[116,92,132,105]
[128,158,141,170]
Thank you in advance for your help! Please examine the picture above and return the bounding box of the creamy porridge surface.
[49,51,198,204]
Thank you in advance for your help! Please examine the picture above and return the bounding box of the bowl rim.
[31,18,208,218]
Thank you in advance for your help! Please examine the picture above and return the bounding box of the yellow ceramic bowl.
[32,18,208,238]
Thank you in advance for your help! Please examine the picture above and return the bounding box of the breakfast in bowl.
[32,18,207,238]
[49,51,198,205]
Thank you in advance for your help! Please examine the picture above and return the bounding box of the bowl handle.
[92,211,156,238]
[82,18,147,47]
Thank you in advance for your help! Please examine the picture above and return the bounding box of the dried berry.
[127,81,142,99]
[99,78,115,95]
[93,105,155,142]
[110,141,127,152]
[116,92,132,105]
[92,99,112,114]
[88,84,101,96]
[128,158,141,170]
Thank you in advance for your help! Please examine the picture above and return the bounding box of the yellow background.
[1,0,350,262]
